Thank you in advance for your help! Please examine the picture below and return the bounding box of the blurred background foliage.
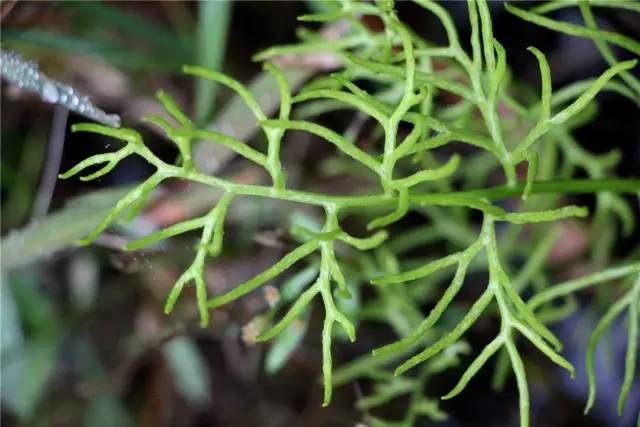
[1,1,639,427]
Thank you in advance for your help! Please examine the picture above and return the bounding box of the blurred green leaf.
[414,398,448,421]
[2,29,182,71]
[1,336,59,420]
[0,187,130,270]
[304,0,340,14]
[84,395,134,427]
[0,275,23,356]
[1,275,62,421]
[281,263,320,301]
[6,273,58,332]
[195,0,232,124]
[64,1,193,62]
[265,308,310,374]
[3,1,193,71]
[2,131,47,227]
[163,337,211,408]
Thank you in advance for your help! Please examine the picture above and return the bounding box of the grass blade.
[195,0,231,124]
[0,187,129,270]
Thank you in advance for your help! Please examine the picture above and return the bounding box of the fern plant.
[59,1,639,425]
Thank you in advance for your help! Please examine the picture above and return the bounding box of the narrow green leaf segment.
[59,0,640,424]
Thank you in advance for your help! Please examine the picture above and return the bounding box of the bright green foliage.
[60,0,640,425]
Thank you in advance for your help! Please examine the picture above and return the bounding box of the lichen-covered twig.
[1,49,121,128]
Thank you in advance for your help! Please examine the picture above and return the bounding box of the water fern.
[58,1,639,425]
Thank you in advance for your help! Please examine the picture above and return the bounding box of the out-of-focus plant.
[55,0,639,426]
